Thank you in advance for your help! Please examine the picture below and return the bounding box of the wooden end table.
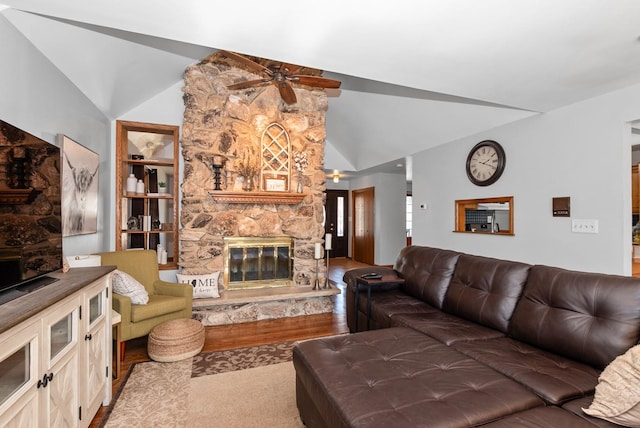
[355,274,405,331]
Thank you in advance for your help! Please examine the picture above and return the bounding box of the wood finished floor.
[89,257,370,427]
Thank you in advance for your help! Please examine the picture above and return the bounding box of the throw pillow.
[111,269,149,305]
[176,272,221,299]
[582,344,640,427]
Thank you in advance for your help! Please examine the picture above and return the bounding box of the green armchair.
[98,250,193,358]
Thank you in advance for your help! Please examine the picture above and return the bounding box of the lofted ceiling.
[3,1,640,182]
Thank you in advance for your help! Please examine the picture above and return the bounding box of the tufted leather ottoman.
[147,318,204,362]
[293,327,545,428]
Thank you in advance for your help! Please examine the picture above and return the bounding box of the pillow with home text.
[176,272,221,299]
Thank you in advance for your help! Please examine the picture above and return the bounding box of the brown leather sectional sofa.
[293,246,640,427]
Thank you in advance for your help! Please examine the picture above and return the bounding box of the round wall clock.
[465,140,506,186]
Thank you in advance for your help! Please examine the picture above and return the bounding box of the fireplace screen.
[224,237,293,289]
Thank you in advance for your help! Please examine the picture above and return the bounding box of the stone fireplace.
[180,51,338,325]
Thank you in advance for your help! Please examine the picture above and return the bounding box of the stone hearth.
[192,286,339,326]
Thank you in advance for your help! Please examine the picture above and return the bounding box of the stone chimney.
[180,51,329,292]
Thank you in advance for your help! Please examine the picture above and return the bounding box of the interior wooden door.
[325,190,348,258]
[353,187,375,264]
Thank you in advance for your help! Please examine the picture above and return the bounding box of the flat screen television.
[0,119,62,298]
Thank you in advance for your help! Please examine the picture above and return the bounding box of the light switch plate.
[571,219,598,234]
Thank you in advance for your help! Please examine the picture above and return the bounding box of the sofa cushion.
[563,397,622,427]
[365,290,440,328]
[130,294,188,322]
[442,254,530,333]
[393,246,460,309]
[480,406,599,427]
[391,311,505,345]
[509,265,640,369]
[453,337,601,405]
[582,344,640,427]
[293,328,544,428]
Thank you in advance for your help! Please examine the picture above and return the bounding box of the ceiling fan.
[220,50,341,105]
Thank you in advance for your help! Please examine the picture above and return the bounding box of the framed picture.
[263,175,288,192]
[58,134,99,236]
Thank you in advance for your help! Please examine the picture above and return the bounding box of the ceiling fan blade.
[279,62,303,75]
[278,82,297,104]
[227,79,270,90]
[219,50,272,76]
[290,75,342,89]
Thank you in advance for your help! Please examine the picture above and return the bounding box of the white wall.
[413,82,640,275]
[0,14,112,257]
[349,173,406,266]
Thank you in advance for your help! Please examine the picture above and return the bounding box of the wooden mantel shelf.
[209,190,305,204]
[0,188,35,204]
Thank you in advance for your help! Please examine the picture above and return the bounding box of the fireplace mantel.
[0,188,35,204]
[208,191,305,205]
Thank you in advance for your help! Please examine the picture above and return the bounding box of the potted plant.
[158,181,168,194]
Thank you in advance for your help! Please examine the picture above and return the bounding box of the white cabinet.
[0,320,40,427]
[82,278,110,423]
[0,272,111,428]
[41,295,81,427]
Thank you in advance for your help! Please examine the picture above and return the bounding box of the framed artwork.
[263,175,288,192]
[59,134,99,236]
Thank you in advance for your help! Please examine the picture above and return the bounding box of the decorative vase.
[297,171,303,193]
[126,174,137,193]
[243,175,254,192]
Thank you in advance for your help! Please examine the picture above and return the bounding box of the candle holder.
[313,257,321,290]
[212,163,224,191]
[212,155,226,191]
[324,249,331,289]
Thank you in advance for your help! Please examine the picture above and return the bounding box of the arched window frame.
[260,123,291,192]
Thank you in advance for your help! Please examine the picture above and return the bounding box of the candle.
[315,243,322,259]
[325,233,332,251]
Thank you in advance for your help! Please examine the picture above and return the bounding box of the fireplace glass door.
[225,237,293,289]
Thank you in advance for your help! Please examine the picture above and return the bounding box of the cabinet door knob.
[37,372,53,388]
[84,333,92,341]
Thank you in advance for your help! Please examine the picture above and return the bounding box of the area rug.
[99,341,304,428]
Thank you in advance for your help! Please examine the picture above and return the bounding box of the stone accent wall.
[180,51,329,289]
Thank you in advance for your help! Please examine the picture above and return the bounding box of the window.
[337,196,344,237]
[406,195,412,237]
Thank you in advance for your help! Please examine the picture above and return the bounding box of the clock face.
[466,140,505,186]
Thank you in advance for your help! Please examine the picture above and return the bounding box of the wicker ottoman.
[147,318,205,362]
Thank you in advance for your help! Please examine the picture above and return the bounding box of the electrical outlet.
[571,219,599,234]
